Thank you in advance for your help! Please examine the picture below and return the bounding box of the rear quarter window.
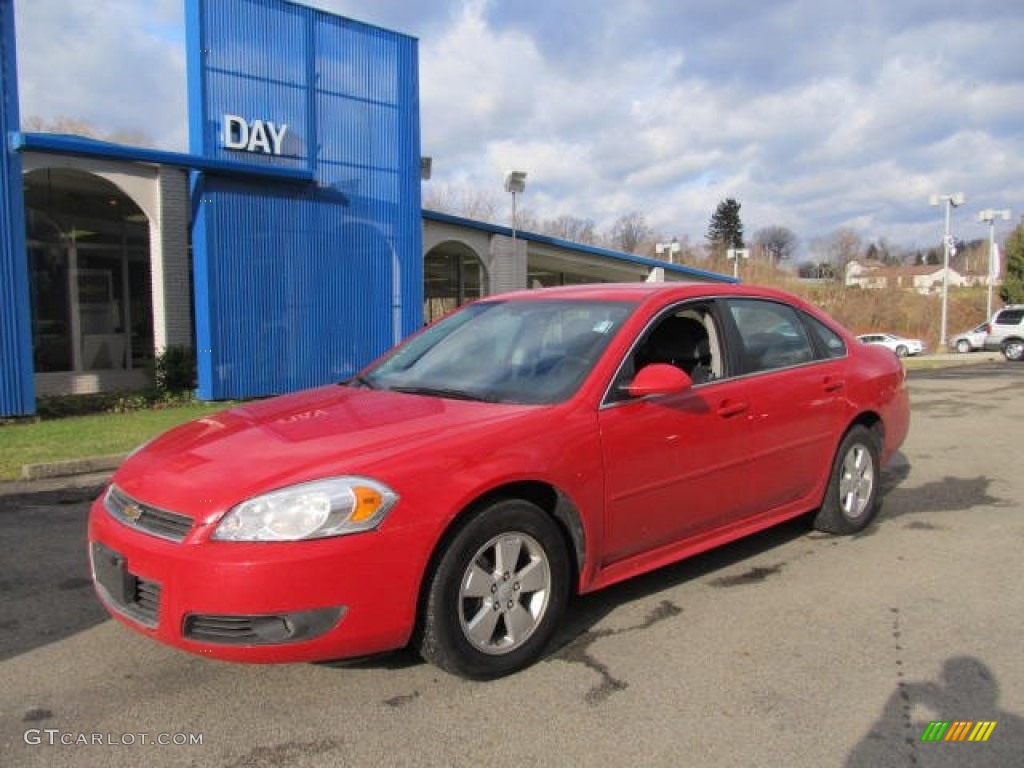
[803,314,847,359]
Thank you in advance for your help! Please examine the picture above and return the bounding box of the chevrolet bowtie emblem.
[122,503,143,523]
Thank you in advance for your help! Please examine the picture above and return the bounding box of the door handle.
[716,400,749,418]
[823,377,845,393]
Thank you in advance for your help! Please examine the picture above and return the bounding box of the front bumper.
[88,491,428,663]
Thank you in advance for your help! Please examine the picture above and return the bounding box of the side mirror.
[626,363,692,398]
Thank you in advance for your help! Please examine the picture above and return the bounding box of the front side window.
[605,303,723,404]
[362,300,636,404]
[996,309,1024,326]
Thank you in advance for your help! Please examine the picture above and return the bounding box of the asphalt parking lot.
[1,361,1022,767]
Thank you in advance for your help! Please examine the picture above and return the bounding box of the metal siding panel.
[190,0,421,400]
[0,0,35,416]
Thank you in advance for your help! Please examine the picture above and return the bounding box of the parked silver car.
[857,333,925,358]
[983,306,1024,361]
[949,322,988,353]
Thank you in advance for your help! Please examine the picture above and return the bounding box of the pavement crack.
[552,599,682,705]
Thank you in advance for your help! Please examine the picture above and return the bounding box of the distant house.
[844,260,992,295]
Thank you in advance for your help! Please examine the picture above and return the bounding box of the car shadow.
[0,483,110,662]
[332,459,918,683]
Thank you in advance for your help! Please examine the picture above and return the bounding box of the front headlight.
[212,477,398,542]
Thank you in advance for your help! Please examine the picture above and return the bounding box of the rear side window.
[995,309,1024,326]
[726,299,816,374]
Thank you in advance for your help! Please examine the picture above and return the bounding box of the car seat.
[636,316,715,383]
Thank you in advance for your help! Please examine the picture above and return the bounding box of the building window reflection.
[423,248,485,324]
[23,168,153,373]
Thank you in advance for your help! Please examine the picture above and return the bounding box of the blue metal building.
[188,0,423,400]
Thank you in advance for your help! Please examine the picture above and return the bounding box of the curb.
[19,454,127,481]
[0,471,113,499]
[903,351,1003,370]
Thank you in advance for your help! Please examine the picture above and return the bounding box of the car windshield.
[358,299,636,404]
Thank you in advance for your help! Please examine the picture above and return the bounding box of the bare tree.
[608,211,653,254]
[811,227,863,278]
[752,226,797,266]
[423,184,500,223]
[541,215,597,245]
[23,115,154,147]
[515,207,539,234]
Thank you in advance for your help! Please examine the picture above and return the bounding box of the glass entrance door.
[76,244,129,371]
[24,167,153,379]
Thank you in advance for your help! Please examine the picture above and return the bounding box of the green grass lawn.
[0,403,231,482]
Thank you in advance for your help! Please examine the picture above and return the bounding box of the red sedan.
[89,282,910,678]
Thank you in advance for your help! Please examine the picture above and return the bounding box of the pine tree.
[705,198,744,250]
[999,223,1024,305]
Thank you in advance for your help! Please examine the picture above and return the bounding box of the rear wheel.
[417,499,569,679]
[1002,339,1024,361]
[814,425,881,535]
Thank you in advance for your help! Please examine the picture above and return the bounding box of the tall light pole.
[929,192,965,348]
[655,237,681,264]
[504,171,527,257]
[726,247,749,280]
[978,208,1011,321]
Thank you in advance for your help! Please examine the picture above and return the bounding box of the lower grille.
[183,607,344,645]
[118,577,161,627]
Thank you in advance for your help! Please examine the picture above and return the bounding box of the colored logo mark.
[920,721,997,742]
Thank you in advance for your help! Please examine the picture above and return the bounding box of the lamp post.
[929,192,965,348]
[655,237,681,264]
[978,208,1011,321]
[504,171,527,257]
[726,247,749,279]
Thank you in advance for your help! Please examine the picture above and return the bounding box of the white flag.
[990,241,1001,279]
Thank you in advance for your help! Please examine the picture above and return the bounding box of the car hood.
[113,385,539,516]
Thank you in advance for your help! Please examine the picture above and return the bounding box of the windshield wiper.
[389,385,496,402]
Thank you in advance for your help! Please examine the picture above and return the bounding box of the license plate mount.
[92,542,138,605]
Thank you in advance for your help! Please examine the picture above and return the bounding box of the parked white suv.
[984,306,1024,361]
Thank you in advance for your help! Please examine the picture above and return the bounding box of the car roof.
[483,281,800,304]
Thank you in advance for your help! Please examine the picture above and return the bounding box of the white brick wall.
[489,234,527,294]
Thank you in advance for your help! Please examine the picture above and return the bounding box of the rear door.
[719,298,849,519]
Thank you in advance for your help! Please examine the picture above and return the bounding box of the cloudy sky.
[12,0,1024,257]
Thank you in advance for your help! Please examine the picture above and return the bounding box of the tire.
[813,425,881,535]
[895,345,908,358]
[1002,339,1024,362]
[955,340,971,354]
[417,499,570,679]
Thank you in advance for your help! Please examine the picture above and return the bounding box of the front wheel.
[813,425,881,535]
[1002,340,1024,361]
[895,345,908,358]
[955,339,971,354]
[417,499,570,679]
